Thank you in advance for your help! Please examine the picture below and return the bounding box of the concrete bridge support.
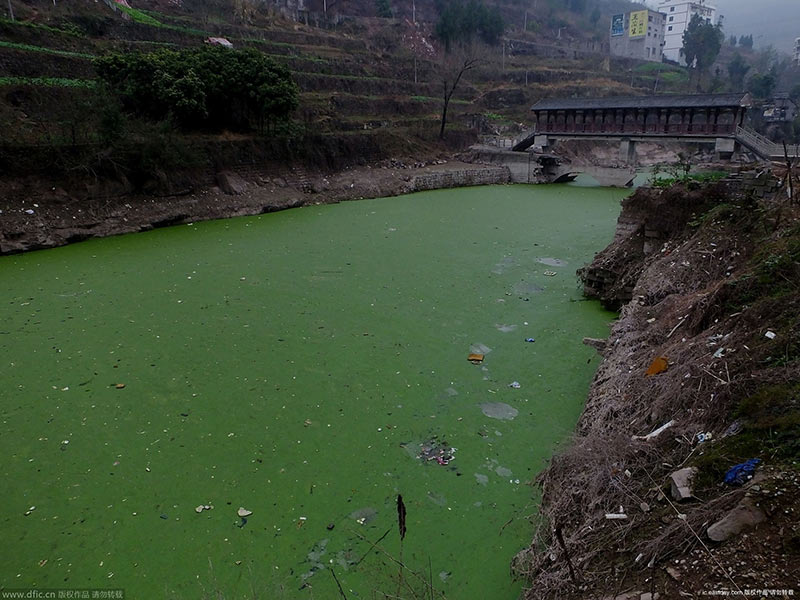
[714,137,736,161]
[619,139,636,165]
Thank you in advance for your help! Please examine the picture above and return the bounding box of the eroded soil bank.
[515,177,800,599]
[0,156,508,255]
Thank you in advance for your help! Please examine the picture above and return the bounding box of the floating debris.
[479,402,518,421]
[114,383,126,389]
[195,505,205,514]
[467,353,484,364]
[508,381,521,389]
[543,270,557,277]
[237,507,253,518]
[24,506,35,516]
[537,257,567,267]
[765,330,777,340]
[418,439,456,465]
[349,507,377,525]
[525,337,535,343]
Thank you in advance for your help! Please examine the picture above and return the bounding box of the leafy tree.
[434,0,504,51]
[747,67,777,99]
[727,53,750,91]
[680,13,723,88]
[95,46,298,133]
[728,35,737,47]
[375,0,392,18]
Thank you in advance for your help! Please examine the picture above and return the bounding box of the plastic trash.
[525,338,535,343]
[508,381,521,389]
[543,270,557,277]
[468,353,484,364]
[765,331,776,340]
[723,458,760,485]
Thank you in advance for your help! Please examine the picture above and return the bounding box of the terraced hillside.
[0,0,690,181]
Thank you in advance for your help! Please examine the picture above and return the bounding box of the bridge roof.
[531,93,752,112]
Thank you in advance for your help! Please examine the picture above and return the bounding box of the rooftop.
[531,93,752,112]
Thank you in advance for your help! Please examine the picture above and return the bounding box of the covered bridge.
[529,93,751,137]
[512,93,761,160]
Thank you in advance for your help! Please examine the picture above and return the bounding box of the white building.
[656,0,718,64]
[609,9,667,62]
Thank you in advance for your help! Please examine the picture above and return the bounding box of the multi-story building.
[609,9,666,62]
[657,0,718,64]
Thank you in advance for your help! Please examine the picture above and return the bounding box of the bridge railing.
[735,126,781,159]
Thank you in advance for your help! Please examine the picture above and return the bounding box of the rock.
[583,337,607,352]
[216,171,248,195]
[706,497,765,542]
[670,467,698,501]
[640,593,659,600]
[639,502,650,513]
[237,507,253,518]
[665,566,681,580]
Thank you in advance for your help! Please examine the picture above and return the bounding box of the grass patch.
[0,16,83,37]
[724,224,800,309]
[0,76,96,88]
[0,40,94,59]
[634,61,685,75]
[692,383,800,489]
[115,5,207,35]
[651,170,727,189]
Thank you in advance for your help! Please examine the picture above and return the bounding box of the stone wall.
[410,166,510,191]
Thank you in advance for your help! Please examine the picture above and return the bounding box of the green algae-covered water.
[1,184,624,599]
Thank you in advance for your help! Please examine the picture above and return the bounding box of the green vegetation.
[727,53,750,92]
[681,13,723,86]
[725,225,800,309]
[0,40,95,59]
[693,383,800,490]
[95,46,298,132]
[115,4,162,26]
[0,76,96,88]
[114,5,208,35]
[0,16,82,37]
[375,0,393,18]
[434,0,504,50]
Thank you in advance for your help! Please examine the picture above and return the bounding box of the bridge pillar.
[619,139,636,165]
[714,137,736,160]
[533,134,550,148]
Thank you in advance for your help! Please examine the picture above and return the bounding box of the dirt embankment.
[0,157,507,255]
[515,178,800,599]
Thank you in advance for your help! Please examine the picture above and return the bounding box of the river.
[0,183,626,599]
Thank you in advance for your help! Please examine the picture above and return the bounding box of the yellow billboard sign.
[629,10,647,37]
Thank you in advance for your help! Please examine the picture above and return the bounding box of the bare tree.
[438,50,478,139]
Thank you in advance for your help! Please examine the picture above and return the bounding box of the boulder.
[217,171,248,195]
[669,467,698,501]
[707,497,765,542]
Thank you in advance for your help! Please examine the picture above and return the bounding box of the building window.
[668,25,673,31]
[668,16,673,21]
[648,15,653,22]
[670,6,675,11]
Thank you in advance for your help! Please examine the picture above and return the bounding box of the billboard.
[629,10,647,37]
[611,14,624,37]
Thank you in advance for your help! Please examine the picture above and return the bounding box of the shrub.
[94,46,299,132]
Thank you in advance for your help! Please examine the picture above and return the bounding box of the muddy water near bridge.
[1,184,624,599]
